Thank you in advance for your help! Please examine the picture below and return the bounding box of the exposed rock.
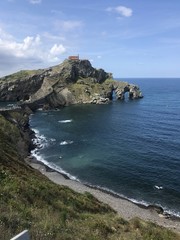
[0,70,45,102]
[113,82,143,100]
[147,205,164,215]
[0,59,143,110]
[0,106,34,157]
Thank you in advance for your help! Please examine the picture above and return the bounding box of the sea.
[1,78,180,217]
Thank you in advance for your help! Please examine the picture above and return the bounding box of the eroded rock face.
[0,73,44,101]
[0,59,143,110]
[113,82,143,100]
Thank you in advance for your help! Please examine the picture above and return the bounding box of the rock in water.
[0,59,143,110]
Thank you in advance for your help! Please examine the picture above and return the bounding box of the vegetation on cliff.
[0,110,179,240]
[0,59,143,110]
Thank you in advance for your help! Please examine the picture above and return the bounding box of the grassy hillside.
[0,69,43,83]
[0,110,179,240]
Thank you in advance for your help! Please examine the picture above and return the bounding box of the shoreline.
[26,156,180,233]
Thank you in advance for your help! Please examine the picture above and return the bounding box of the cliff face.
[0,70,45,102]
[0,59,143,110]
[0,107,34,158]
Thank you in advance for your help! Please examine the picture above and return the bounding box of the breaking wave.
[60,140,74,145]
[31,128,78,181]
[58,119,73,123]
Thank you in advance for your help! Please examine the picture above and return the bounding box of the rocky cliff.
[0,59,143,110]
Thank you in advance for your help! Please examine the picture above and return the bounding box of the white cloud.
[106,5,133,17]
[115,6,132,17]
[0,31,41,58]
[29,0,42,4]
[0,28,67,76]
[55,20,83,31]
[0,28,13,41]
[48,44,66,63]
[50,44,66,56]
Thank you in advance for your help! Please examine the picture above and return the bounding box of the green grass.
[68,77,113,103]
[0,69,43,83]
[0,110,179,240]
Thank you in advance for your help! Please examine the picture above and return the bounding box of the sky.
[0,0,180,78]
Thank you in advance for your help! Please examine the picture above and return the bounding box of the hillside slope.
[0,109,179,240]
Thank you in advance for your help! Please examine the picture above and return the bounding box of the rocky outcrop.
[113,82,143,100]
[0,70,45,102]
[0,59,143,110]
[0,106,34,158]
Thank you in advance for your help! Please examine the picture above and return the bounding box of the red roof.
[68,56,79,60]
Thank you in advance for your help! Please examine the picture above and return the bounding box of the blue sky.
[0,0,180,77]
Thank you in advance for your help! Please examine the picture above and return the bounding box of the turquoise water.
[30,78,180,217]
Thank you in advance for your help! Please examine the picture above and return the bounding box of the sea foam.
[155,185,163,190]
[60,140,74,145]
[84,183,150,207]
[31,128,78,181]
[58,119,72,123]
[32,128,49,149]
[31,149,79,181]
[32,128,56,149]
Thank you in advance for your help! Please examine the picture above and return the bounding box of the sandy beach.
[26,157,180,233]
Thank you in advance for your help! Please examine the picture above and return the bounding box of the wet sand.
[26,157,180,233]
